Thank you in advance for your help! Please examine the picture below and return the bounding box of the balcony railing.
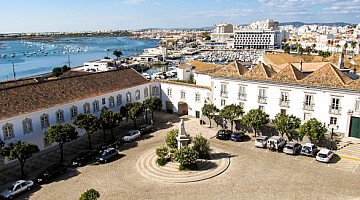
[329,106,342,115]
[279,99,290,108]
[238,93,247,101]
[303,103,315,111]
[220,91,228,98]
[258,96,267,104]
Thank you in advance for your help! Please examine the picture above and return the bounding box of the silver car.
[1,180,34,199]
[254,136,269,148]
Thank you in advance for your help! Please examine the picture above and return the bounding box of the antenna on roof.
[67,55,71,68]
[11,61,16,80]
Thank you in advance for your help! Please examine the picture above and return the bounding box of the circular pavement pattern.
[136,148,231,183]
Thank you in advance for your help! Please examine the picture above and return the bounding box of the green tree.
[273,113,301,138]
[2,141,39,178]
[283,43,291,54]
[143,98,152,124]
[201,104,219,128]
[74,114,100,149]
[220,104,244,131]
[62,65,70,72]
[298,118,327,145]
[126,102,144,128]
[147,97,162,122]
[174,146,198,170]
[99,110,122,141]
[52,67,63,77]
[165,129,178,149]
[351,41,357,49]
[120,106,129,122]
[79,188,100,200]
[45,124,79,162]
[156,145,169,166]
[242,109,270,137]
[192,135,211,159]
[113,49,123,59]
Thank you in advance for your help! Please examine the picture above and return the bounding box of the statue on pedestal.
[177,119,190,149]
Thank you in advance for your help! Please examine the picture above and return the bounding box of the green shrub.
[192,135,211,159]
[156,146,169,158]
[79,188,100,200]
[165,129,178,149]
[174,146,198,171]
[52,67,63,77]
[156,157,168,166]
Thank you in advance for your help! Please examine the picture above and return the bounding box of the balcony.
[279,99,290,108]
[220,91,228,98]
[238,93,247,101]
[258,96,267,104]
[303,103,315,111]
[329,106,342,115]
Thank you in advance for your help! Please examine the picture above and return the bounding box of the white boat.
[10,53,15,58]
[1,54,6,58]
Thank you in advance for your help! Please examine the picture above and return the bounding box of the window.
[221,99,226,106]
[117,94,122,106]
[281,91,289,102]
[22,118,33,134]
[167,88,172,97]
[259,105,264,112]
[102,98,106,105]
[109,96,115,108]
[355,100,360,112]
[126,92,132,103]
[220,83,228,97]
[195,93,201,102]
[56,109,64,123]
[280,109,287,115]
[259,88,266,98]
[93,100,99,112]
[70,106,78,119]
[2,123,14,140]
[152,86,159,96]
[305,94,313,106]
[330,117,338,125]
[144,87,149,98]
[135,90,141,101]
[331,98,340,110]
[181,91,186,100]
[238,85,246,100]
[83,103,90,114]
[40,113,50,129]
[304,113,311,121]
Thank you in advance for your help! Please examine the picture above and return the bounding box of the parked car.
[96,147,118,163]
[316,148,334,163]
[70,150,96,167]
[301,143,318,157]
[267,136,287,152]
[35,163,67,184]
[254,136,269,148]
[0,180,34,199]
[283,142,302,155]
[96,141,121,154]
[216,130,233,140]
[122,130,141,142]
[231,131,247,142]
[139,124,154,135]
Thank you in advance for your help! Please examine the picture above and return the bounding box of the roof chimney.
[339,49,345,69]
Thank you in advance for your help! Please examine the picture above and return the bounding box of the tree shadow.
[195,161,218,171]
[209,152,237,160]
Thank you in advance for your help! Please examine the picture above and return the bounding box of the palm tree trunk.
[253,128,257,137]
[231,121,233,131]
[209,117,212,128]
[102,128,106,143]
[111,129,115,141]
[145,109,148,124]
[87,133,92,149]
[20,160,25,179]
[133,118,137,128]
[151,111,155,123]
[59,143,64,163]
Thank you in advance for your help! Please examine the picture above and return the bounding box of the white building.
[234,29,286,50]
[83,59,117,72]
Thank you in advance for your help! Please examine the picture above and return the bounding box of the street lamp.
[327,124,339,150]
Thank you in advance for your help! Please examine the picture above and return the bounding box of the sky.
[0,0,359,33]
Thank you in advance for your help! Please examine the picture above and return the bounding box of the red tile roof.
[0,68,149,120]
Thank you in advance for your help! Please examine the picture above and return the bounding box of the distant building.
[83,58,116,72]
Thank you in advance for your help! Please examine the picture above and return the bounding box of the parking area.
[4,114,360,200]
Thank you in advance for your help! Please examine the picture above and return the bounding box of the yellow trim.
[338,155,360,162]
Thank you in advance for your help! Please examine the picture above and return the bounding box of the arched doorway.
[178,102,188,116]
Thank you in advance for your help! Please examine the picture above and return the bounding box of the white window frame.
[40,113,50,129]
[109,96,115,108]
[70,106,78,119]
[56,109,65,123]
[135,90,141,101]
[2,123,14,140]
[195,93,201,103]
[22,118,33,134]
[83,103,90,114]
[93,100,100,112]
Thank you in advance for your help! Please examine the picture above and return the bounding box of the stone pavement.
[0,112,175,188]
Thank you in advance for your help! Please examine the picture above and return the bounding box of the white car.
[254,136,269,148]
[1,180,34,199]
[267,136,287,152]
[316,148,334,163]
[122,130,141,142]
[301,143,318,157]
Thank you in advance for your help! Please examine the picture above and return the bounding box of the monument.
[177,119,190,149]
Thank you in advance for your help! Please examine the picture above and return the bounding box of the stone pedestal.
[177,119,190,149]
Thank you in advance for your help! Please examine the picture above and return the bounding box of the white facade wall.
[233,30,283,49]
[177,67,192,81]
[0,83,152,151]
[159,82,210,117]
[211,77,360,136]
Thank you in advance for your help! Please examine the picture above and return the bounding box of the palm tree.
[74,114,100,149]
[113,49,123,60]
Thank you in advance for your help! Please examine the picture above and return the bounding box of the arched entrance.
[178,101,188,116]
